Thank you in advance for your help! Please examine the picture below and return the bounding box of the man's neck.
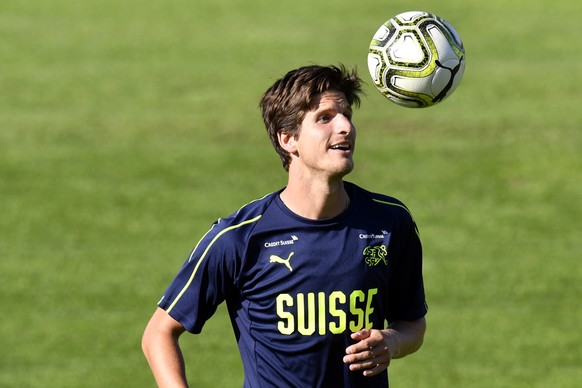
[279,176,350,220]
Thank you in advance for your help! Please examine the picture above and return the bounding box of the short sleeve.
[158,222,239,333]
[386,217,427,322]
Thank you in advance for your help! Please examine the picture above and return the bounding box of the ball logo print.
[368,11,465,108]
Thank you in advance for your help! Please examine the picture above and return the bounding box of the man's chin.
[332,161,354,179]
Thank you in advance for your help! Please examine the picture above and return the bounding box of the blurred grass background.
[1,0,580,386]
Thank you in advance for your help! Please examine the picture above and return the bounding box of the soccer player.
[142,65,427,387]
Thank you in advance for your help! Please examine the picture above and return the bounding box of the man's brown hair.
[260,65,363,171]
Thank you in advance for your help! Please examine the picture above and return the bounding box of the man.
[142,65,427,387]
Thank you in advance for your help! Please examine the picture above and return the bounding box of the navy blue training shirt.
[158,181,427,387]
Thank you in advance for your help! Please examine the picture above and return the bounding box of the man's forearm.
[383,317,426,359]
[142,308,189,387]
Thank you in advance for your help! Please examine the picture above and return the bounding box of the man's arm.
[343,317,426,377]
[142,307,189,387]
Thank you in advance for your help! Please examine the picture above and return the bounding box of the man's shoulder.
[347,182,410,211]
[210,191,281,233]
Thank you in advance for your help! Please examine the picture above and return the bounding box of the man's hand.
[343,329,394,377]
[343,318,426,377]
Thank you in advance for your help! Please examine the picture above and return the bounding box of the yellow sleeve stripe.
[372,198,412,215]
[372,198,420,237]
[166,215,262,313]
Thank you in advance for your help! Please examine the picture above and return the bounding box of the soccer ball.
[367,11,465,108]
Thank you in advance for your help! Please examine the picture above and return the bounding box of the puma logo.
[269,252,294,272]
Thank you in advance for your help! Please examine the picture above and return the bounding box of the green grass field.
[1,0,581,386]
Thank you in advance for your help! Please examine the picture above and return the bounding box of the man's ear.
[277,130,298,154]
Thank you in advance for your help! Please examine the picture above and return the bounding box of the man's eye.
[318,115,331,123]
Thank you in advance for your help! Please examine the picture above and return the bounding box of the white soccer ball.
[367,11,465,108]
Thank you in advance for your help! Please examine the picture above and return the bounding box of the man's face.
[290,90,356,180]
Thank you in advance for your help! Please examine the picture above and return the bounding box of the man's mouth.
[329,142,352,151]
